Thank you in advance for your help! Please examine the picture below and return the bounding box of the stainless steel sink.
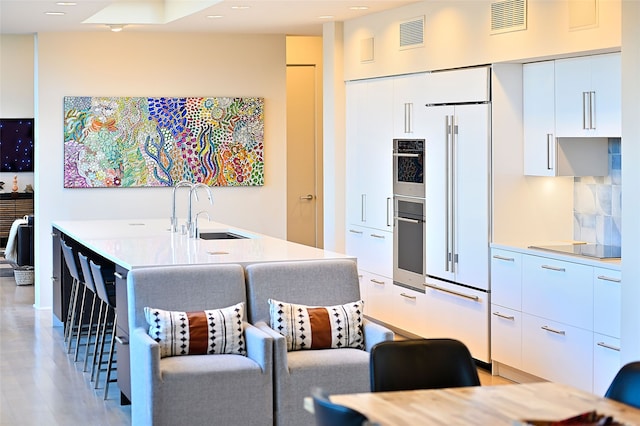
[199,232,247,240]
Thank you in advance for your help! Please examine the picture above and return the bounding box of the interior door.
[286,65,317,247]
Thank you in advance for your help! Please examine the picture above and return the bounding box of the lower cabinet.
[593,334,621,396]
[490,247,622,394]
[423,278,490,363]
[491,306,522,370]
[390,284,428,337]
[521,313,593,392]
[359,270,394,325]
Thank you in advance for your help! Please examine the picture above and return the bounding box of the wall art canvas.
[63,96,264,188]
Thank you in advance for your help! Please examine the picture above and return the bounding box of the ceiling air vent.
[491,0,527,35]
[399,16,424,50]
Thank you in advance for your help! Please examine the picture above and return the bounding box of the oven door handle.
[393,153,421,158]
[395,216,421,224]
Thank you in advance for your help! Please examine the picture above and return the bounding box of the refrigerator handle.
[450,114,457,274]
[445,115,452,272]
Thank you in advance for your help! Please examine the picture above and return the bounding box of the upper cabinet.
[523,53,619,177]
[555,53,621,138]
[392,73,428,138]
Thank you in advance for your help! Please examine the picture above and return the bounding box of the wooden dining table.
[328,382,640,425]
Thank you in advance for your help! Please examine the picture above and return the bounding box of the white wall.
[0,35,35,193]
[34,32,287,309]
[343,0,621,80]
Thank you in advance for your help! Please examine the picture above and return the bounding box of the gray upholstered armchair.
[245,259,394,426]
[127,264,273,426]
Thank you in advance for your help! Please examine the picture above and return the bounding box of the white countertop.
[53,219,353,270]
[491,242,621,270]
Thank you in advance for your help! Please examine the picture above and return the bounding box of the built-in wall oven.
[393,138,427,292]
[393,195,426,292]
[393,139,425,198]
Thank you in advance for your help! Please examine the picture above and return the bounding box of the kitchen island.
[51,219,354,404]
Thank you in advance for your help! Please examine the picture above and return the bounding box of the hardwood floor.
[0,261,131,426]
[0,258,512,426]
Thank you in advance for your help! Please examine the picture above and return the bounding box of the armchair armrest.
[244,322,273,374]
[363,319,394,352]
[130,327,161,420]
[254,320,288,374]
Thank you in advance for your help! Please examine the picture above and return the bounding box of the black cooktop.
[529,244,621,259]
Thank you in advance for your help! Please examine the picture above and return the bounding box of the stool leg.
[73,284,88,361]
[90,300,105,382]
[82,292,98,372]
[94,305,110,388]
[103,313,118,400]
[65,278,81,353]
[63,277,79,344]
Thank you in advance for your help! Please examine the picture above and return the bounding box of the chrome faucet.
[171,180,193,233]
[187,183,213,238]
[194,210,211,239]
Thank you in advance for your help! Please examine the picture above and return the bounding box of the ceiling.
[0,0,418,36]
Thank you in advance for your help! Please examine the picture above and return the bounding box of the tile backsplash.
[573,138,621,246]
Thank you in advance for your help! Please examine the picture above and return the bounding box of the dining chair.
[369,338,481,392]
[311,387,370,426]
[605,361,640,408]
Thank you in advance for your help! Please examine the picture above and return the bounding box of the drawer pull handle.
[597,342,621,352]
[115,336,129,345]
[400,293,416,300]
[370,233,386,239]
[424,283,479,301]
[541,325,565,335]
[371,279,385,285]
[541,265,565,272]
[492,312,515,320]
[597,275,621,283]
[492,255,514,262]
[349,229,364,235]
[114,271,125,279]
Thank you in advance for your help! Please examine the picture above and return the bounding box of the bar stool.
[89,259,117,399]
[77,252,100,370]
[60,240,83,353]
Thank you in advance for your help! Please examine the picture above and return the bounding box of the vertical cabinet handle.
[387,197,392,227]
[582,91,590,130]
[404,102,413,133]
[589,91,596,129]
[361,194,366,223]
[546,133,554,170]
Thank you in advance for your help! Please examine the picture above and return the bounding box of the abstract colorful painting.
[63,96,264,188]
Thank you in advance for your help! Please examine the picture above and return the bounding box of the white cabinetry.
[346,78,393,231]
[523,56,611,177]
[593,268,622,395]
[491,249,523,369]
[555,53,621,138]
[392,73,428,138]
[424,102,490,290]
[490,247,621,394]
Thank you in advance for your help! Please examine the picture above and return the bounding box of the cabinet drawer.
[522,255,593,330]
[491,305,522,369]
[491,249,522,309]
[360,270,394,325]
[391,284,428,337]
[522,313,593,392]
[346,226,392,278]
[593,268,621,339]
[593,333,621,396]
[423,277,490,363]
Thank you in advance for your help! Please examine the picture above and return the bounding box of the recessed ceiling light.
[56,2,77,5]
[207,15,224,19]
[108,24,125,32]
[318,15,335,20]
[350,6,369,10]
[231,5,250,10]
[44,11,65,16]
